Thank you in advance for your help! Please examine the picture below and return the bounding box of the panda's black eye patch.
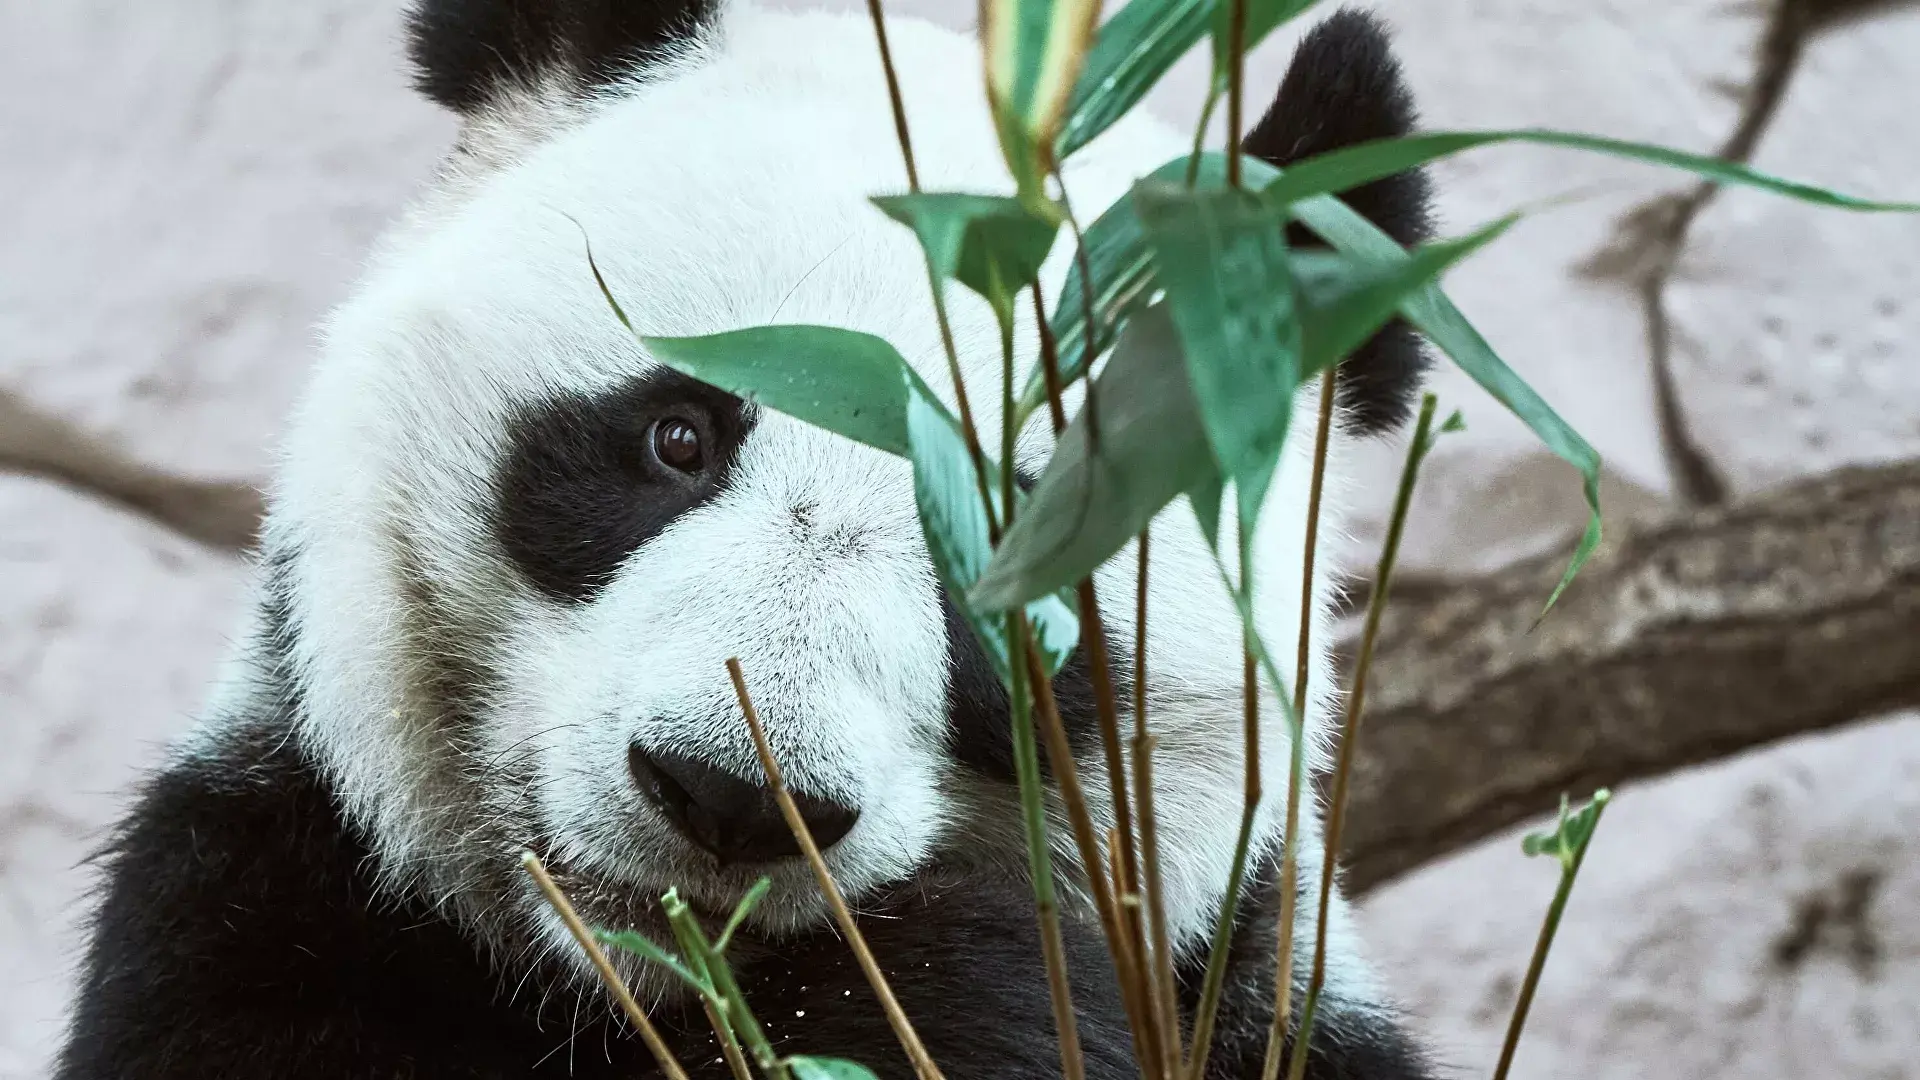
[491,369,753,603]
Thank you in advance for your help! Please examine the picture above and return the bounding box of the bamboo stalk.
[1285,395,1440,1080]
[1026,643,1154,1070]
[1005,618,1091,1080]
[1225,0,1248,189]
[519,852,692,1080]
[726,660,946,1080]
[1183,640,1263,1080]
[1261,368,1339,1080]
[1133,530,1183,1080]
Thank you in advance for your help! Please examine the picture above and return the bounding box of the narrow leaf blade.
[873,193,1061,314]
[1290,193,1603,618]
[789,1057,882,1080]
[1263,129,1920,213]
[908,380,1079,679]
[640,326,929,459]
[974,303,1216,610]
[1057,0,1214,159]
[1136,179,1301,519]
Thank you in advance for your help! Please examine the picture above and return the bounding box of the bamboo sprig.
[1183,634,1264,1080]
[1224,0,1249,189]
[1026,639,1154,1076]
[1285,394,1446,1080]
[1005,615,1090,1080]
[1493,790,1613,1080]
[519,851,692,1080]
[726,659,946,1080]
[1260,367,1340,1080]
[862,0,999,537]
[663,890,788,1080]
[1133,530,1183,1080]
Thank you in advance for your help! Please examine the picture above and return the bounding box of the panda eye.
[650,418,706,474]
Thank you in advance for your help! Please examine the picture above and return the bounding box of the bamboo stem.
[1493,791,1611,1080]
[1285,395,1440,1080]
[519,852,692,1080]
[1261,368,1339,1080]
[1005,617,1090,1080]
[1225,0,1248,189]
[726,660,946,1080]
[1026,642,1153,1071]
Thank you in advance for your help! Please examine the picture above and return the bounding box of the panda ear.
[405,0,722,115]
[1244,7,1437,435]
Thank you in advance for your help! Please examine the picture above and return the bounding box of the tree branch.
[0,388,261,551]
[1341,461,1920,895]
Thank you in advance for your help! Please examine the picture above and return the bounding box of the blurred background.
[3,1,1916,1077]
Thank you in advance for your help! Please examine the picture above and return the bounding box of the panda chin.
[522,824,843,949]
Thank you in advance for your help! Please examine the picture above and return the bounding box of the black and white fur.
[57,3,1439,1077]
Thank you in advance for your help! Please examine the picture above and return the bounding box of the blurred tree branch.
[0,388,261,551]
[1342,461,1920,895]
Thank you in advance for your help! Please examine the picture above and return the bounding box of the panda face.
[251,1,1428,987]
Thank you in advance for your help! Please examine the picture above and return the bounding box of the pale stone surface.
[1664,7,1920,498]
[3,1,1917,1078]
[1360,711,1920,1080]
[0,0,453,479]
[0,480,248,1078]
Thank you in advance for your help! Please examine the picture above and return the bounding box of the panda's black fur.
[56,4,1439,1078]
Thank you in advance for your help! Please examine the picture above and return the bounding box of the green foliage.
[1262,129,1920,212]
[788,1057,882,1080]
[1208,1,1321,91]
[982,0,1104,201]
[1136,180,1301,522]
[972,303,1214,610]
[907,383,1079,683]
[1522,789,1613,870]
[1287,193,1604,618]
[871,193,1061,319]
[1057,0,1213,159]
[634,325,935,461]
[975,206,1511,612]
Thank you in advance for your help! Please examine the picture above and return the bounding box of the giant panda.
[56,2,1441,1078]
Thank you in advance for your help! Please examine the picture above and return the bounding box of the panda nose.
[628,744,859,864]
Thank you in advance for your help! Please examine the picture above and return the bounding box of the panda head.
[253,0,1432,986]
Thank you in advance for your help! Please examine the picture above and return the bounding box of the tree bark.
[1341,461,1920,895]
[0,389,261,551]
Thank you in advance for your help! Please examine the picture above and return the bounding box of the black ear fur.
[1243,8,1437,436]
[406,0,720,115]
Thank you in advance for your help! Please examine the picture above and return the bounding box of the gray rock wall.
[4,2,1915,1077]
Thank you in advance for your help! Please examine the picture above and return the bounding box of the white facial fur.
[228,2,1381,1000]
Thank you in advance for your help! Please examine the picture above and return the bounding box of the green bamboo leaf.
[907,381,1078,680]
[1262,128,1920,213]
[712,878,771,954]
[1024,152,1279,421]
[1209,0,1321,89]
[972,303,1217,610]
[872,193,1061,318]
[788,1057,882,1080]
[1289,213,1519,375]
[594,929,709,994]
[638,326,936,460]
[984,0,1105,198]
[1288,192,1601,618]
[1521,789,1612,870]
[1136,179,1301,520]
[1056,0,1215,159]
